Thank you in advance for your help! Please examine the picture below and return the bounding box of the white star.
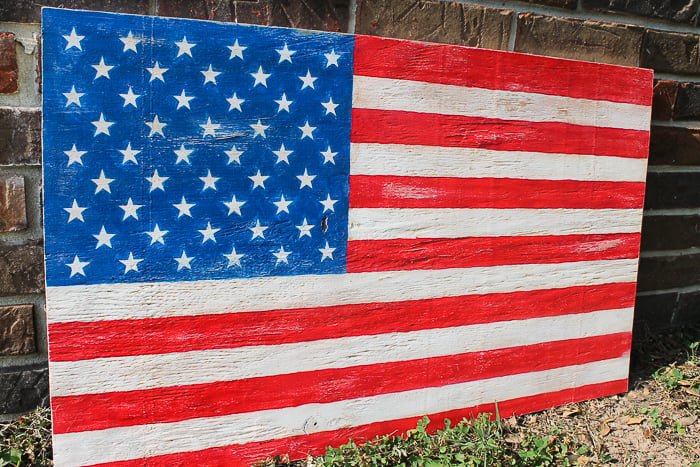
[250,220,268,239]
[299,70,317,89]
[63,86,84,107]
[199,222,220,244]
[201,117,221,137]
[321,97,339,115]
[297,169,316,189]
[63,28,84,51]
[296,218,314,238]
[273,194,292,214]
[120,143,140,164]
[119,198,142,220]
[119,86,141,108]
[146,169,168,192]
[277,43,296,63]
[273,246,291,264]
[175,36,196,57]
[92,113,114,136]
[224,145,243,164]
[249,170,269,189]
[272,144,293,164]
[147,62,168,82]
[146,224,168,245]
[224,195,245,216]
[321,146,337,164]
[250,66,270,87]
[320,194,338,212]
[92,170,114,194]
[64,144,86,166]
[250,119,270,138]
[298,121,316,139]
[200,170,219,191]
[227,39,247,59]
[224,247,244,267]
[324,49,341,67]
[120,31,140,53]
[64,199,86,223]
[201,64,221,84]
[319,241,336,261]
[146,115,166,137]
[173,196,195,218]
[119,252,143,273]
[174,144,194,164]
[91,57,114,79]
[93,226,115,249]
[174,89,195,109]
[175,251,193,270]
[226,93,244,111]
[67,255,89,277]
[275,93,293,113]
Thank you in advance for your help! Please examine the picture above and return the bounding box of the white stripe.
[350,143,648,182]
[353,75,651,131]
[46,259,638,324]
[49,307,633,396]
[348,208,642,240]
[53,357,629,467]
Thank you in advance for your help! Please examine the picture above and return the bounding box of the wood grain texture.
[53,358,629,467]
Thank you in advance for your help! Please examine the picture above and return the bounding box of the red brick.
[234,0,348,31]
[0,1,148,23]
[641,29,700,74]
[649,126,700,166]
[515,13,643,67]
[0,108,41,166]
[582,0,700,24]
[0,243,44,296]
[157,0,233,22]
[0,175,26,232]
[355,0,512,50]
[0,364,48,414]
[673,82,700,120]
[651,80,678,120]
[0,305,35,356]
[0,33,17,94]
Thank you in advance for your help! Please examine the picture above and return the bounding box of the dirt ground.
[500,324,700,466]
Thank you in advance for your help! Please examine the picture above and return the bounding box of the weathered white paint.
[52,357,629,467]
[46,258,639,324]
[353,76,651,131]
[49,307,633,396]
[350,143,648,182]
[348,208,643,240]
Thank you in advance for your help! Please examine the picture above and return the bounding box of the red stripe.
[354,35,653,106]
[86,379,628,467]
[48,282,635,362]
[351,108,648,159]
[349,175,645,209]
[347,234,641,273]
[52,333,631,434]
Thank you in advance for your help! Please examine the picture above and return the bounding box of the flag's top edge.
[41,6,352,38]
[41,6,654,79]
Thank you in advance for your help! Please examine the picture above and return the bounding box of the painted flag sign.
[42,7,653,467]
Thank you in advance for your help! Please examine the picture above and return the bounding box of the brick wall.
[1,0,699,415]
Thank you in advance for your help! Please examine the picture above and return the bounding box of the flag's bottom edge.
[76,379,627,467]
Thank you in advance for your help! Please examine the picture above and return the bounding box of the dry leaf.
[563,407,580,417]
[678,415,698,427]
[626,417,644,425]
[505,433,524,444]
[600,421,611,436]
[644,428,653,438]
[685,388,699,396]
[678,380,693,387]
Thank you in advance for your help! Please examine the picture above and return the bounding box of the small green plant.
[0,407,53,467]
[639,406,663,428]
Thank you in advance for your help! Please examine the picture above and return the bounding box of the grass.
[1,329,698,466]
[0,407,52,467]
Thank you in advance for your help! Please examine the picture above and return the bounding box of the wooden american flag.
[41,8,652,466]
